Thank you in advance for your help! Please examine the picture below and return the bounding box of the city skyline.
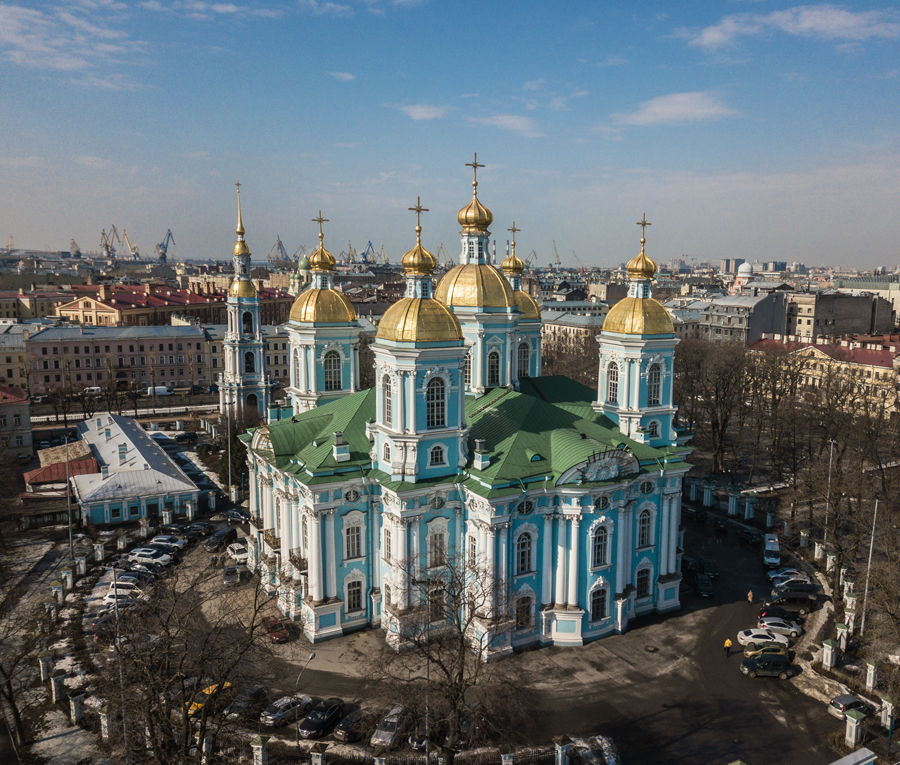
[1,1,898,269]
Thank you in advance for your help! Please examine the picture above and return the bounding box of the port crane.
[5,235,13,253]
[155,229,175,263]
[267,236,289,265]
[292,245,307,262]
[121,230,139,259]
[69,239,81,257]
[525,250,538,267]
[437,243,455,268]
[553,240,561,271]
[572,249,586,274]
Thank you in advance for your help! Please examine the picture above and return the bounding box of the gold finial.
[312,210,329,248]
[508,222,520,253]
[636,213,651,250]
[235,181,245,235]
[408,196,429,244]
[466,153,485,196]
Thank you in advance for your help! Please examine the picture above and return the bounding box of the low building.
[0,324,31,390]
[71,414,199,525]
[541,311,606,356]
[0,387,31,458]
[784,292,894,339]
[699,293,788,344]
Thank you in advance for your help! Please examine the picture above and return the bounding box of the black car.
[713,517,728,533]
[699,559,719,580]
[208,384,219,394]
[226,508,251,525]
[741,655,794,679]
[223,686,266,720]
[186,521,214,536]
[175,431,199,443]
[694,573,714,597]
[146,542,182,561]
[334,709,365,743]
[186,385,204,395]
[682,506,706,523]
[681,555,697,573]
[758,605,796,622]
[763,592,817,616]
[298,698,345,739]
[738,527,763,545]
[130,561,167,577]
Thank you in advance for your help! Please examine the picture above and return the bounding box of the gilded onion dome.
[434,263,515,308]
[229,279,257,298]
[501,250,525,275]
[513,290,541,320]
[625,247,656,280]
[602,298,673,335]
[457,152,493,233]
[308,243,336,272]
[401,238,437,276]
[289,288,357,323]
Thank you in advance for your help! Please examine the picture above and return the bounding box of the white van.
[145,386,173,397]
[83,386,103,396]
[763,534,781,568]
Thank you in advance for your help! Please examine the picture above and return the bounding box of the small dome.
[308,244,335,273]
[457,195,493,233]
[737,262,753,276]
[234,239,250,257]
[602,297,673,336]
[501,251,525,275]
[297,255,310,271]
[434,263,515,309]
[513,290,541,320]
[625,248,656,280]
[376,298,462,343]
[289,288,357,324]
[229,279,256,298]
[401,242,436,276]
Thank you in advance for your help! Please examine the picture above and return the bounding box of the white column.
[484,525,496,617]
[659,495,670,576]
[622,359,631,410]
[350,346,357,392]
[616,507,626,595]
[324,511,336,599]
[668,494,680,575]
[249,472,258,520]
[281,495,291,562]
[292,498,301,551]
[309,512,323,602]
[498,523,509,598]
[397,517,409,609]
[535,337,542,376]
[505,331,513,385]
[554,515,567,607]
[408,371,417,432]
[475,337,483,389]
[309,346,317,394]
[542,513,553,606]
[398,372,406,432]
[299,345,307,392]
[566,516,580,608]
[624,505,634,587]
[633,359,641,410]
[457,374,465,426]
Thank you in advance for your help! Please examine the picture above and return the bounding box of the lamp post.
[860,497,879,639]
[295,652,316,752]
[411,577,432,755]
[824,439,836,545]
[65,435,74,561]
[111,564,129,763]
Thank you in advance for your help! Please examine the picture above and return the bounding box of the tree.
[368,551,534,765]
[72,388,100,420]
[123,382,142,417]
[217,410,259,494]
[47,384,75,426]
[0,587,40,748]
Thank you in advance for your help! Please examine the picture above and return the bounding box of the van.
[205,526,237,552]
[762,592,816,616]
[83,386,103,396]
[146,386,173,397]
[772,581,817,598]
[763,534,781,568]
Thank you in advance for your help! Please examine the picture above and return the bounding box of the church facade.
[236,164,692,656]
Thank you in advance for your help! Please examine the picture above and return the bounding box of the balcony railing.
[263,529,281,550]
[289,550,308,572]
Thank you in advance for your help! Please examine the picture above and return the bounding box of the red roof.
[24,456,98,485]
[751,339,900,368]
[0,386,30,404]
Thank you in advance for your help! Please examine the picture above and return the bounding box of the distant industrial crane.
[155,229,175,263]
[572,249,586,274]
[360,241,377,265]
[99,229,111,258]
[553,240,561,271]
[121,230,139,259]
[267,236,289,264]
[379,245,389,264]
[339,240,356,264]
[525,250,538,267]
[292,244,307,262]
[5,234,13,252]
[69,239,81,257]
[437,243,455,268]
[108,225,120,257]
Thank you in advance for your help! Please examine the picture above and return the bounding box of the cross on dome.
[636,213,651,246]
[466,153,484,195]
[312,210,329,247]
[408,196,429,243]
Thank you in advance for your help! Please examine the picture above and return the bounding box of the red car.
[261,616,289,643]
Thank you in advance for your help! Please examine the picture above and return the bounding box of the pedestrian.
[724,637,732,657]
[747,589,754,604]
[211,555,218,569]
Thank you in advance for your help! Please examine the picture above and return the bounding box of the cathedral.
[228,162,693,656]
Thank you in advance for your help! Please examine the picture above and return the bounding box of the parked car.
[370,705,409,749]
[299,698,345,739]
[681,555,697,573]
[260,695,312,726]
[186,385,204,395]
[771,581,817,598]
[151,535,187,550]
[771,574,811,589]
[758,617,803,638]
[205,526,237,552]
[682,506,706,523]
[828,694,878,720]
[757,605,796,623]
[762,592,817,616]
[175,431,199,442]
[741,655,794,679]
[227,541,249,563]
[261,615,290,643]
[186,521,214,536]
[223,686,266,720]
[225,508,251,525]
[713,517,728,533]
[207,384,219,394]
[127,548,172,566]
[699,559,719,580]
[146,542,182,561]
[694,573,714,598]
[738,528,763,545]
[767,566,805,582]
[129,561,167,578]
[186,682,234,717]
[334,709,365,742]
[102,590,141,607]
[223,565,241,587]
[736,629,790,650]
[743,644,789,660]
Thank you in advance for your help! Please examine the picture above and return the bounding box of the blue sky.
[1,1,898,269]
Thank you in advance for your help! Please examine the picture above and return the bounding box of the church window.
[383,442,391,463]
[244,352,255,373]
[636,568,651,598]
[383,583,391,607]
[515,596,532,629]
[517,343,530,378]
[487,351,500,387]
[638,509,652,547]
[383,374,392,427]
[516,532,533,575]
[429,445,445,466]
[648,420,659,438]
[426,378,445,428]
[607,363,619,404]
[648,364,661,406]
[590,588,608,621]
[242,312,252,334]
[383,527,391,562]
[347,580,362,612]
[477,241,483,258]
[428,531,447,568]
[464,353,471,386]
[467,242,474,259]
[302,517,308,554]
[324,351,341,391]
[592,527,609,568]
[345,525,361,559]
[468,535,477,565]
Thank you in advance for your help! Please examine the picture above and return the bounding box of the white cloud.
[327,71,356,81]
[611,91,739,126]
[395,104,450,120]
[684,5,900,49]
[523,78,545,91]
[468,114,545,138]
[298,0,353,17]
[73,155,118,169]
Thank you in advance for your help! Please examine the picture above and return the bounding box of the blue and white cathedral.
[238,160,693,656]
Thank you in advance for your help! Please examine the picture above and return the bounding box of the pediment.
[557,446,639,486]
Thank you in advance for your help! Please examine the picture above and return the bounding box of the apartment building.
[784,292,893,338]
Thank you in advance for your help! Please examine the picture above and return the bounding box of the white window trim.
[512,522,539,577]
[343,568,366,614]
[425,516,449,569]
[428,442,449,467]
[588,577,611,623]
[341,510,367,562]
[588,519,613,571]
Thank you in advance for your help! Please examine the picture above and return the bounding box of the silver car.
[259,695,312,727]
[222,565,240,587]
[370,704,408,749]
[758,617,803,638]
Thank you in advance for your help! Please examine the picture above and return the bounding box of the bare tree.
[47,385,75,426]
[0,590,40,748]
[72,389,100,420]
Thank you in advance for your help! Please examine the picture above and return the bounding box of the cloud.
[468,114,545,138]
[683,5,900,49]
[523,78,545,91]
[73,155,118,169]
[611,91,739,126]
[298,0,353,16]
[327,71,356,81]
[596,54,626,67]
[395,104,450,120]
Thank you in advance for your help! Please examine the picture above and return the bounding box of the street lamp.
[824,439,836,545]
[860,497,879,639]
[295,652,316,752]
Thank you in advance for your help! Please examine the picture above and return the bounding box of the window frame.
[323,350,342,391]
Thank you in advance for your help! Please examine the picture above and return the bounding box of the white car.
[151,535,187,550]
[128,548,172,566]
[227,541,249,563]
[771,574,811,588]
[102,590,145,607]
[767,567,804,582]
[736,629,790,649]
[758,617,803,638]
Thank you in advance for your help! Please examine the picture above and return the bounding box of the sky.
[0,1,898,270]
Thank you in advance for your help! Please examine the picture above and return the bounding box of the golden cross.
[408,196,428,243]
[235,180,241,192]
[466,153,485,192]
[636,213,651,242]
[508,222,520,245]
[312,211,329,243]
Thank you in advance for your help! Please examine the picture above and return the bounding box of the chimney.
[99,284,110,301]
[473,439,490,471]
[144,284,152,296]
[332,431,350,462]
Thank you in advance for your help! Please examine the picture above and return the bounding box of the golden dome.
[457,152,492,233]
[308,245,336,273]
[501,251,525,275]
[229,279,257,298]
[434,263,515,309]
[626,248,656,280]
[602,297,673,335]
[289,288,357,324]
[401,201,437,276]
[513,290,540,320]
[376,298,462,343]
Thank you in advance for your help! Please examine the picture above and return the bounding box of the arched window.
[383,375,392,427]
[487,351,500,387]
[636,568,651,598]
[324,351,341,391]
[638,509,652,548]
[591,527,609,568]
[516,532,533,575]
[244,351,255,373]
[607,363,618,404]
[648,420,659,438]
[517,343,530,379]
[426,378,445,429]
[515,596,532,629]
[590,588,608,621]
[428,531,447,568]
[242,311,252,334]
[464,352,472,386]
[430,445,445,466]
[648,364,661,406]
[383,441,391,463]
[383,527,391,561]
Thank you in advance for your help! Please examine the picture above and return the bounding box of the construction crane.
[107,225,120,257]
[99,229,111,258]
[379,245,389,264]
[572,249,586,274]
[553,240,561,271]
[121,230,139,259]
[69,239,81,257]
[525,250,538,267]
[155,229,175,263]
[339,240,356,264]
[436,243,455,268]
[292,244,307,262]
[267,236,289,265]
[5,234,13,253]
